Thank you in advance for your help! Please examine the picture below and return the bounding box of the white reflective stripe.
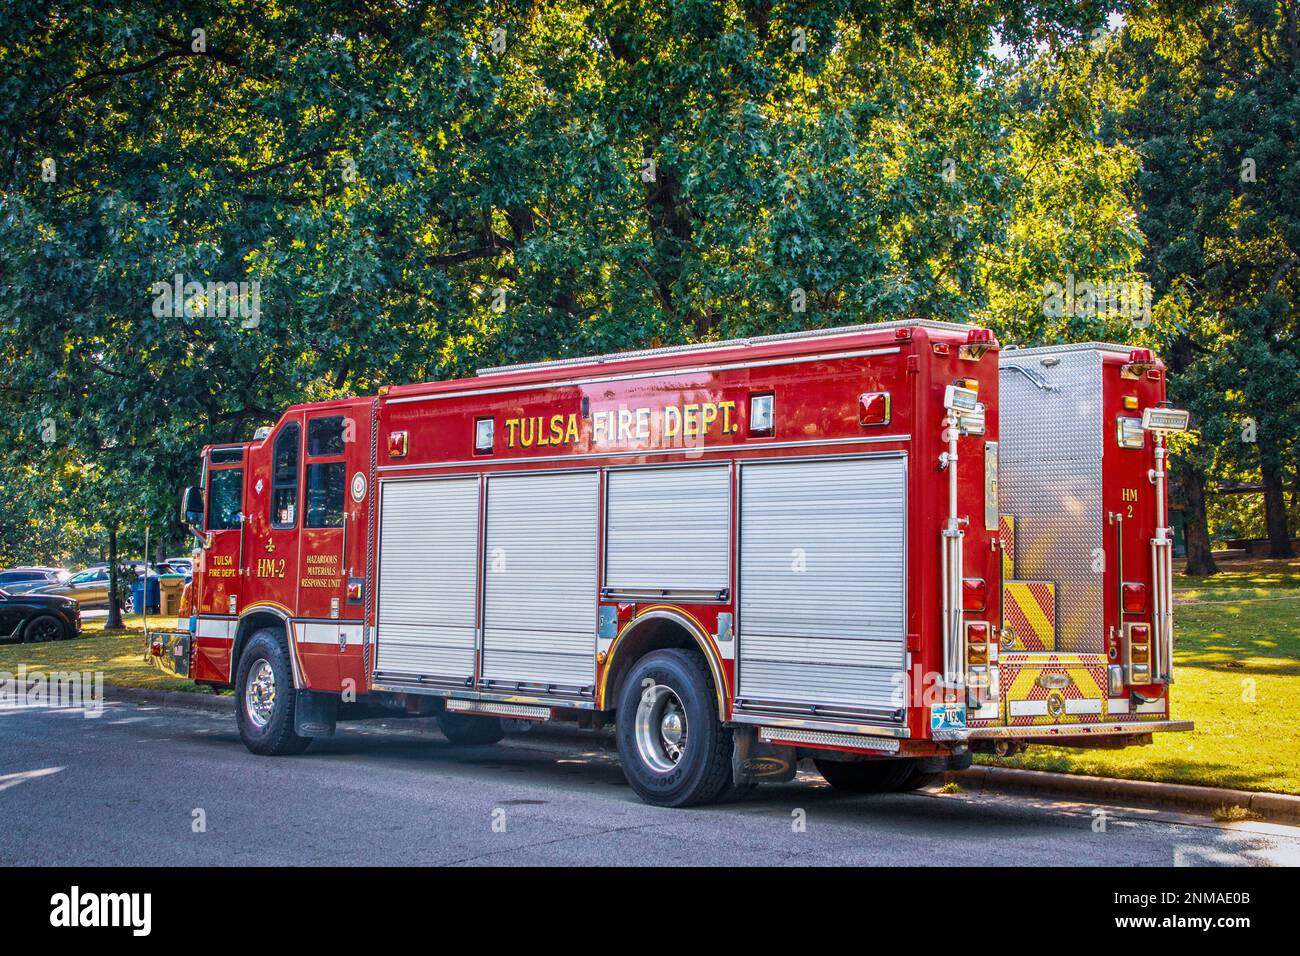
[1009,699,1049,716]
[1107,698,1130,714]
[294,622,364,645]
[605,465,729,591]
[1064,698,1102,715]
[1135,697,1167,714]
[195,618,233,641]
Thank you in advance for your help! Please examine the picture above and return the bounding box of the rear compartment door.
[736,455,907,721]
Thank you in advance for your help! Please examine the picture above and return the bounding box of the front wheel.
[235,629,311,756]
[616,649,731,807]
[22,614,66,643]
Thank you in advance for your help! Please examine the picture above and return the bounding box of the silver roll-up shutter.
[374,477,479,683]
[482,471,598,691]
[605,465,730,594]
[738,456,907,717]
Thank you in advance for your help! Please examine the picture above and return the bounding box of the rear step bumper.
[968,719,1193,740]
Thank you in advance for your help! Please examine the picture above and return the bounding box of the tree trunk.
[1175,458,1218,576]
[1260,453,1296,558]
[105,525,123,630]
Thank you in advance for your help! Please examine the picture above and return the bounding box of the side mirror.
[181,486,204,529]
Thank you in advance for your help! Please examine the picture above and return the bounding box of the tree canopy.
[0,0,1295,570]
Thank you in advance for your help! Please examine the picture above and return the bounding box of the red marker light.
[387,431,409,458]
[858,392,891,426]
[1122,582,1147,614]
[962,578,987,612]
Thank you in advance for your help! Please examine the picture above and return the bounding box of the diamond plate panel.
[999,348,1104,653]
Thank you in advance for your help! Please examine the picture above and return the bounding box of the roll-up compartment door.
[738,456,907,718]
[374,477,480,684]
[605,464,730,596]
[482,471,598,691]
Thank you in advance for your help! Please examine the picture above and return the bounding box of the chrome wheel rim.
[634,683,688,774]
[245,659,276,728]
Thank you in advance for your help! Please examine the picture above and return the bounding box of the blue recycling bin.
[131,576,161,614]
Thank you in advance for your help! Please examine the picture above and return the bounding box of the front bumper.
[146,628,191,678]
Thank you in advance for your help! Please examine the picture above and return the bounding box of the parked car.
[164,557,194,578]
[0,567,70,595]
[33,565,113,607]
[0,587,81,643]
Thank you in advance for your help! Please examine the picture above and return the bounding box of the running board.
[759,726,901,754]
[444,699,551,721]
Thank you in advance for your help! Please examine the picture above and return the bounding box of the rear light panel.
[1125,622,1151,683]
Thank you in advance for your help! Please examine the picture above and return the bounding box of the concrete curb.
[949,765,1300,823]
[103,686,1299,824]
[104,686,234,715]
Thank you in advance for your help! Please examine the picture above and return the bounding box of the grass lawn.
[0,614,207,692]
[984,557,1300,795]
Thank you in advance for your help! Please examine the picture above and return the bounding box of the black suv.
[0,588,81,643]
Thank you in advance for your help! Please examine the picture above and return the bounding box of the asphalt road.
[2,701,1298,866]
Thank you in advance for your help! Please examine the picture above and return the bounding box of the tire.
[22,614,66,644]
[815,757,935,793]
[436,712,504,746]
[615,649,731,807]
[235,628,311,756]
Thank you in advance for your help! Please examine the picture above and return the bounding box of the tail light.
[962,577,987,612]
[1122,582,1147,614]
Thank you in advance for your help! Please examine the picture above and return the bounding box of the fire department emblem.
[351,472,367,502]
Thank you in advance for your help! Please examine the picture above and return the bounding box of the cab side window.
[271,422,300,529]
[305,416,346,529]
[207,469,244,530]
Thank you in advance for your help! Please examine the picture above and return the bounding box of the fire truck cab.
[156,321,1191,807]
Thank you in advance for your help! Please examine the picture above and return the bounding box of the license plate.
[931,703,967,732]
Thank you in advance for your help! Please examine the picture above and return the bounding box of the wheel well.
[603,615,726,717]
[232,611,288,681]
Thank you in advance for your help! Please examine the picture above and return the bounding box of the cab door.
[196,448,245,618]
[194,446,245,681]
[243,415,302,617]
[295,413,350,688]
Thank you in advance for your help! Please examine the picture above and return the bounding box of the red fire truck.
[154,320,1192,806]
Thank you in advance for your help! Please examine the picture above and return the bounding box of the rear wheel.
[236,629,311,756]
[616,649,731,807]
[436,712,504,746]
[22,614,66,644]
[815,757,937,793]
